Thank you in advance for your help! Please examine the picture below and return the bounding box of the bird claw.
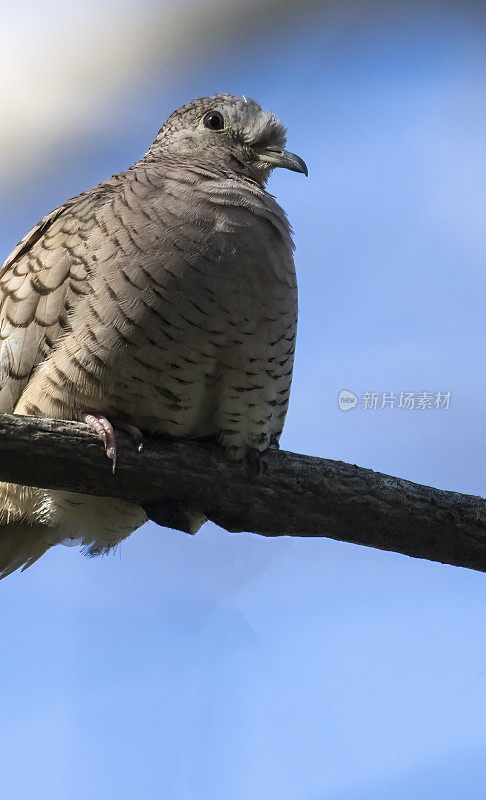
[83,413,144,472]
[116,422,144,453]
[83,414,117,472]
[246,447,267,479]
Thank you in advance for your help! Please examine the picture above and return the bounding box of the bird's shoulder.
[1,174,124,276]
[0,175,126,412]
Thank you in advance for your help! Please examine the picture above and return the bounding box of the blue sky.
[1,4,486,799]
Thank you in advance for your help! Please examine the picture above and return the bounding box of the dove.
[0,94,307,578]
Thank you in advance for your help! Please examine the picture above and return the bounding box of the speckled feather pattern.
[0,94,299,576]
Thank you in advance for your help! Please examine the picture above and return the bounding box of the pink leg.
[83,414,118,473]
[83,414,144,473]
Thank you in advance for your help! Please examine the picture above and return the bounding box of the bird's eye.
[203,111,225,131]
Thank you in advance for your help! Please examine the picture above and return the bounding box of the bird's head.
[148,94,308,185]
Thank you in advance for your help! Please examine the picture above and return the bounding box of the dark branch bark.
[0,413,485,573]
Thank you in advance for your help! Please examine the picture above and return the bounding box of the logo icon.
[338,390,358,411]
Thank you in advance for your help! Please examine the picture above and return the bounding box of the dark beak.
[257,146,308,176]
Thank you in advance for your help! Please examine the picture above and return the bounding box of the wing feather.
[0,200,92,412]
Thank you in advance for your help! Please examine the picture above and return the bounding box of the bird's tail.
[0,522,53,579]
[0,481,148,578]
[0,482,57,579]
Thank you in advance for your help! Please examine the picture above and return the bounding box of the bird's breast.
[97,175,297,440]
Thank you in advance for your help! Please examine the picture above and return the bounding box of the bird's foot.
[116,421,144,453]
[83,413,144,473]
[246,447,268,479]
[83,414,117,471]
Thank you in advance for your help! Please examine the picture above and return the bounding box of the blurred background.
[2,1,486,797]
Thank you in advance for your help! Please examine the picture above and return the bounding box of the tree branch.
[0,413,485,573]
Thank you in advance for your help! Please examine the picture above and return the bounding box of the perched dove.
[0,94,307,578]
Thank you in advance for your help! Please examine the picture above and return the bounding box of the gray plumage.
[0,94,306,578]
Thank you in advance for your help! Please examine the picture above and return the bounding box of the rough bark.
[0,413,485,573]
